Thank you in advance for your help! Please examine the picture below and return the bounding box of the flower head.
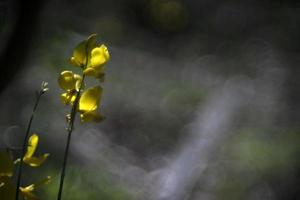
[0,174,51,200]
[58,34,109,123]
[70,34,98,67]
[0,146,50,200]
[20,176,51,200]
[70,34,110,80]
[83,44,110,80]
[58,71,82,105]
[22,134,49,167]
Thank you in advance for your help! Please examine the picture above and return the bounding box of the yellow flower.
[58,71,82,105]
[59,34,109,123]
[23,134,49,167]
[0,150,50,200]
[0,176,51,200]
[69,34,110,80]
[19,185,39,200]
[70,34,98,68]
[83,44,110,80]
[20,176,51,200]
[78,86,104,122]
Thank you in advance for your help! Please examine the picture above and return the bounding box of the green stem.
[15,90,44,200]
[57,75,85,200]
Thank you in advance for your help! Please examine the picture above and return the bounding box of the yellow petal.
[20,176,51,200]
[74,74,83,91]
[86,34,98,52]
[70,56,81,67]
[90,45,110,68]
[0,152,14,177]
[79,86,102,112]
[20,184,34,193]
[83,67,97,76]
[60,92,77,105]
[23,134,49,167]
[72,40,87,67]
[80,110,105,123]
[24,134,39,158]
[83,67,105,82]
[20,188,39,200]
[23,154,49,167]
[58,71,81,91]
[71,34,98,67]
[20,176,51,192]
[60,93,69,104]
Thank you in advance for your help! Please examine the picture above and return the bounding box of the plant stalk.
[15,90,44,200]
[56,75,85,200]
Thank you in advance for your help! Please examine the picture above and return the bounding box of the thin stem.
[57,75,85,200]
[57,41,90,200]
[15,90,44,200]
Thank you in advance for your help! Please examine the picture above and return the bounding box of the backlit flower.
[23,134,49,167]
[59,34,108,124]
[0,150,50,200]
[69,34,110,80]
[70,34,98,68]
[78,86,104,122]
[83,44,110,80]
[58,71,82,105]
[20,176,51,200]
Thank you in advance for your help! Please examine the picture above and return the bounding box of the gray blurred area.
[0,0,299,199]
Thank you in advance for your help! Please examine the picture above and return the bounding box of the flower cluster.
[0,134,50,200]
[58,34,110,122]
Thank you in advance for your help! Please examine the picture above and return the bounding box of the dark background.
[0,0,299,199]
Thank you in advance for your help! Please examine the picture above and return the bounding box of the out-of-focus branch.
[0,0,44,94]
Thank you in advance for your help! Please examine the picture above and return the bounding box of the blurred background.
[0,0,299,199]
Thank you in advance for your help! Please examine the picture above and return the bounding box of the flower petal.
[60,92,77,105]
[72,40,87,67]
[71,34,98,67]
[20,176,51,200]
[79,86,102,112]
[24,134,38,158]
[0,152,14,177]
[86,34,98,53]
[80,110,105,123]
[74,74,83,91]
[58,71,80,91]
[83,66,105,82]
[20,187,39,200]
[83,68,97,77]
[23,154,49,167]
[90,45,110,68]
[70,56,81,67]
